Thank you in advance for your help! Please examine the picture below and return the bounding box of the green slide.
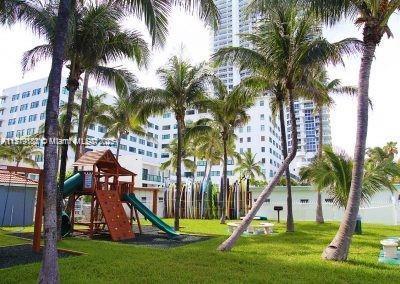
[61,172,83,236]
[123,193,179,238]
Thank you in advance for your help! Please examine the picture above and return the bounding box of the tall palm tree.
[104,93,147,161]
[138,56,212,230]
[300,145,400,208]
[305,0,400,262]
[304,69,357,223]
[0,141,41,167]
[160,139,196,174]
[189,79,257,224]
[22,1,148,195]
[215,0,359,251]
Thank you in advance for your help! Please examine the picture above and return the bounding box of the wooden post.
[152,189,158,215]
[33,171,44,253]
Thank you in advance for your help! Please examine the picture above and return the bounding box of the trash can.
[355,215,362,235]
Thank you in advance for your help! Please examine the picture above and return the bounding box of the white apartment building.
[0,77,165,187]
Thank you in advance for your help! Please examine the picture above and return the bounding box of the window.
[161,153,169,158]
[261,136,265,142]
[44,86,48,93]
[247,137,251,142]
[12,94,19,101]
[26,128,35,135]
[162,134,170,140]
[32,88,41,96]
[21,91,30,98]
[98,125,106,133]
[162,125,171,130]
[163,112,171,118]
[30,101,39,108]
[130,136,137,142]
[147,141,153,147]
[40,112,45,120]
[210,171,220,176]
[260,114,265,120]
[261,147,265,152]
[259,100,264,106]
[138,149,145,155]
[261,125,265,131]
[35,154,43,162]
[89,124,95,130]
[261,158,266,164]
[10,106,18,113]
[239,127,243,133]
[121,134,127,140]
[62,87,68,94]
[16,129,24,137]
[119,144,127,151]
[129,146,136,153]
[42,99,47,106]
[227,171,233,176]
[20,104,28,111]
[246,126,251,132]
[18,116,26,124]
[197,160,207,166]
[139,138,145,145]
[154,153,158,158]
[239,138,243,143]
[146,151,152,157]
[6,131,14,138]
[186,109,195,115]
[8,118,16,125]
[197,171,205,177]
[227,159,234,165]
[28,114,37,122]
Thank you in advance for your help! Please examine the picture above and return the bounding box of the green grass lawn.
[1,220,400,283]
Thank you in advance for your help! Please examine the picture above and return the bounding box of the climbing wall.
[96,191,134,241]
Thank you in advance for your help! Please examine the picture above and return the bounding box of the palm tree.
[300,145,400,208]
[304,68,357,223]
[104,92,147,161]
[235,149,266,185]
[25,0,217,280]
[138,56,212,230]
[22,1,148,195]
[189,79,257,224]
[0,141,41,167]
[160,139,196,175]
[215,0,359,251]
[305,0,400,261]
[64,91,111,156]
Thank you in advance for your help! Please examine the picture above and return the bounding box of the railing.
[142,173,163,183]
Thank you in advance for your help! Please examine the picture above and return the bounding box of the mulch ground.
[0,244,77,269]
[9,225,212,249]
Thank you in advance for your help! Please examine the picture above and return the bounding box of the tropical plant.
[188,79,257,224]
[22,1,148,198]
[138,56,213,230]
[0,141,42,167]
[300,145,400,208]
[303,0,400,261]
[103,92,147,161]
[215,0,359,251]
[304,68,357,223]
[160,139,196,173]
[235,149,265,185]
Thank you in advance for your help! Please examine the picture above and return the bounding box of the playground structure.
[33,150,178,252]
[164,177,252,220]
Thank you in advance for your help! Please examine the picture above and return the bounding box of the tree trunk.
[174,115,184,230]
[322,41,377,261]
[115,135,121,161]
[74,71,89,163]
[218,88,298,251]
[57,69,79,239]
[39,0,71,282]
[220,134,228,224]
[316,108,324,224]
[277,96,294,232]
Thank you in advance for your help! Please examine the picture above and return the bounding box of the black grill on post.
[274,206,283,223]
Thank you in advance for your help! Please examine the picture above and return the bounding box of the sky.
[1,8,400,156]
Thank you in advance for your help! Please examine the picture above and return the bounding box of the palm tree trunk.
[58,70,79,239]
[174,115,184,230]
[220,135,228,224]
[39,0,71,282]
[277,96,294,232]
[316,108,324,223]
[74,71,89,164]
[322,41,377,261]
[115,135,121,161]
[218,89,298,251]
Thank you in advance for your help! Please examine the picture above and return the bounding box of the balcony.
[142,173,163,183]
